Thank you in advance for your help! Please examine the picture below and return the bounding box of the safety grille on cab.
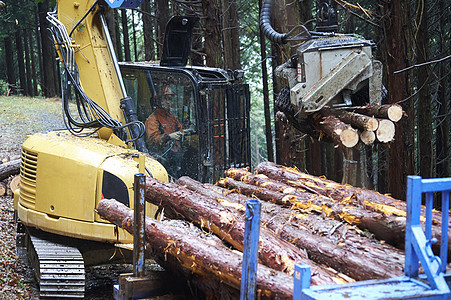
[20,149,38,207]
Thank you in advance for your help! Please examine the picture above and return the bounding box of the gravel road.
[0,96,137,299]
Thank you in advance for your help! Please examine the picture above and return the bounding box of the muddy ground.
[0,96,140,299]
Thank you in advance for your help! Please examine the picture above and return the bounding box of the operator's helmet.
[162,86,175,96]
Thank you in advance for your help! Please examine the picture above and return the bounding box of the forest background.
[0,0,449,200]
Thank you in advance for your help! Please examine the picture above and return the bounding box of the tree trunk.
[221,0,241,70]
[141,1,155,61]
[105,8,120,60]
[96,199,294,298]
[15,28,27,96]
[202,0,222,67]
[4,36,17,94]
[155,0,170,58]
[121,9,131,61]
[177,176,404,281]
[132,10,138,61]
[24,28,33,96]
[27,28,38,96]
[383,0,414,200]
[34,3,44,95]
[436,0,449,178]
[258,0,274,162]
[144,177,348,285]
[38,0,57,97]
[416,0,433,179]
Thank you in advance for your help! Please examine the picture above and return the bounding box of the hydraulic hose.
[260,0,288,44]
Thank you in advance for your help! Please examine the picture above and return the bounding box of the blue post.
[405,175,421,277]
[293,264,311,300]
[240,199,261,300]
[440,190,449,272]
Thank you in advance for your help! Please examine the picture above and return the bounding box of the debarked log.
[217,176,406,247]
[254,161,451,260]
[178,176,404,281]
[96,199,293,299]
[145,177,349,285]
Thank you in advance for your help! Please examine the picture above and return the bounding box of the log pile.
[306,104,403,148]
[96,160,448,298]
[0,158,21,196]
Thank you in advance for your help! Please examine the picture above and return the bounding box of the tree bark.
[177,176,404,281]
[131,10,138,61]
[253,162,451,258]
[202,0,222,67]
[435,0,449,178]
[314,115,359,148]
[15,28,27,96]
[334,111,379,132]
[27,28,38,96]
[258,0,274,162]
[34,3,44,95]
[96,199,294,298]
[383,0,414,200]
[38,0,57,97]
[155,0,170,58]
[105,8,120,60]
[121,9,131,61]
[416,1,433,179]
[24,28,33,97]
[141,1,155,61]
[350,104,403,122]
[144,177,348,285]
[221,0,241,70]
[0,159,21,181]
[4,36,17,94]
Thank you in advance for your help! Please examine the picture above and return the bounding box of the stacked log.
[95,160,447,297]
[252,162,449,260]
[96,199,293,299]
[144,176,352,285]
[307,104,403,148]
[178,176,404,281]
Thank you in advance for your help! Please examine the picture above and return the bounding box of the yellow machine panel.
[16,131,167,243]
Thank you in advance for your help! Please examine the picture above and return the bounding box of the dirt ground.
[0,96,137,299]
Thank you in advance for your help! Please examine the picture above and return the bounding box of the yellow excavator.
[14,0,250,297]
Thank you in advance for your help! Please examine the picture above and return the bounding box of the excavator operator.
[145,85,184,177]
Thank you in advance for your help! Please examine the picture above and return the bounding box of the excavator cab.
[121,64,251,182]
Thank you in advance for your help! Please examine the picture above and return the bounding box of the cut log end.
[9,175,20,193]
[0,182,6,196]
[376,119,395,143]
[340,128,359,148]
[387,105,403,122]
[360,130,376,145]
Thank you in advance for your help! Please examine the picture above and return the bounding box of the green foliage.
[0,80,9,95]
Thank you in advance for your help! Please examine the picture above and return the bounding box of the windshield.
[122,68,199,179]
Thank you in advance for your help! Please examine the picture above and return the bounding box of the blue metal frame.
[240,199,261,300]
[105,0,144,9]
[293,175,451,300]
